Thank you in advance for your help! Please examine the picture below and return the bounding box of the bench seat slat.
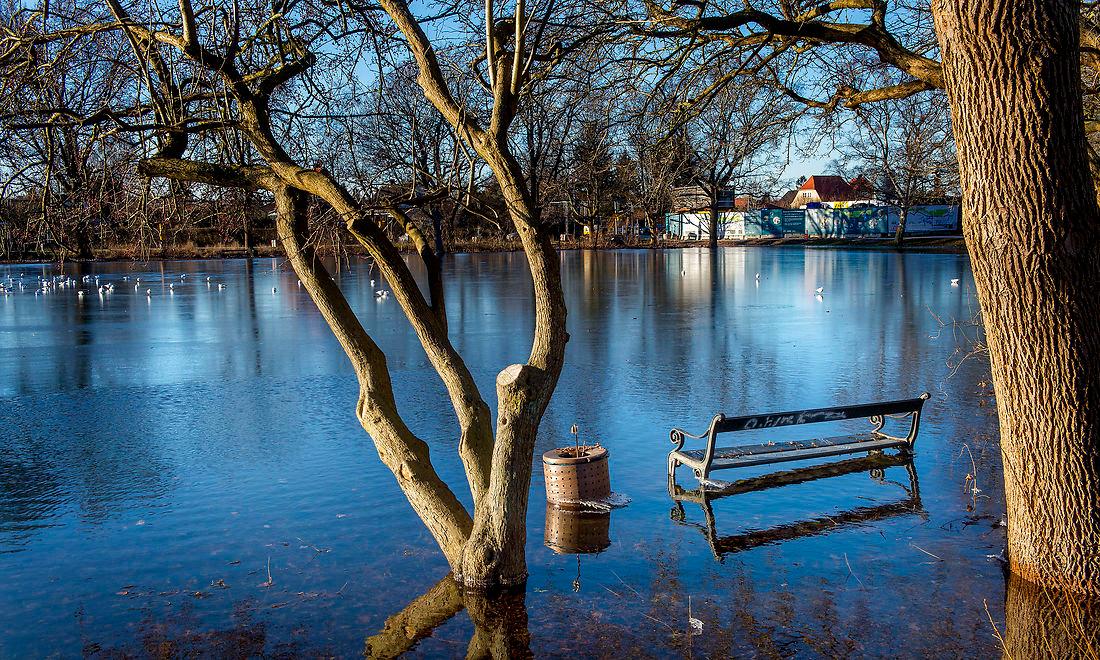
[672,435,908,472]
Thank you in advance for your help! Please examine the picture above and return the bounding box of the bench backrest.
[712,394,929,435]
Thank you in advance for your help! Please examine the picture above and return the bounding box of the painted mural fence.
[665,205,960,239]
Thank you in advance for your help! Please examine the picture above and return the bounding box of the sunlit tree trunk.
[933,0,1100,595]
[893,206,908,246]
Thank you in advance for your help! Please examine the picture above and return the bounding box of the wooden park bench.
[668,393,930,483]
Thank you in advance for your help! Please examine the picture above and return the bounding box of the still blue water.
[1,248,1010,656]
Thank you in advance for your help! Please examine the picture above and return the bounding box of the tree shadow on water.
[364,574,531,659]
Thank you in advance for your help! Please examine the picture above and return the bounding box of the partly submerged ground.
[3,249,1090,658]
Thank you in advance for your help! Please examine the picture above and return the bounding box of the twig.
[910,542,944,561]
[601,584,623,599]
[610,570,641,598]
[641,611,674,631]
[983,599,1011,658]
[259,556,274,587]
[843,553,866,589]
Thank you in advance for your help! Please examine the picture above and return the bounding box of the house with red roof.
[790,175,859,208]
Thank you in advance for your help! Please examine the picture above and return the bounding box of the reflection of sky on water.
[0,249,1012,655]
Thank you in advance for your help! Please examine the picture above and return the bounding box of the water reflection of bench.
[668,454,925,559]
[668,393,930,481]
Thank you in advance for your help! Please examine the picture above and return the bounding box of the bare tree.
[838,82,957,245]
[618,90,691,243]
[685,77,795,249]
[0,0,620,589]
[0,1,137,259]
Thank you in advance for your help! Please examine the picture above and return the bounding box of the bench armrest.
[869,392,930,448]
[670,414,725,460]
[669,425,710,452]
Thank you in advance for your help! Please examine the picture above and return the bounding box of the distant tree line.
[0,0,960,261]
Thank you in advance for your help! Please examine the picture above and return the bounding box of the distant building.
[791,175,858,207]
[670,186,760,212]
[773,189,799,209]
[672,186,730,212]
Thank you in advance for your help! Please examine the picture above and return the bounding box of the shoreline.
[0,234,966,264]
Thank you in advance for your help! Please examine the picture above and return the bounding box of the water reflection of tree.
[75,564,1098,657]
[1003,573,1099,659]
[364,574,531,659]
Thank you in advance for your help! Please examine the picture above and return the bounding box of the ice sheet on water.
[553,492,631,512]
[698,477,735,490]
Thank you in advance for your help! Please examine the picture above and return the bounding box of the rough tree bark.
[933,0,1100,595]
[376,0,569,588]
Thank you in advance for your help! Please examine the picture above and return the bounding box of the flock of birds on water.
[0,269,960,302]
[0,272,235,299]
[0,270,397,301]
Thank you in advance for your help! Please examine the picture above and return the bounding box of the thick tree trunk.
[457,199,567,589]
[458,365,543,588]
[933,0,1100,594]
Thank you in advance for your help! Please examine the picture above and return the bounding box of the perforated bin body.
[542,446,611,506]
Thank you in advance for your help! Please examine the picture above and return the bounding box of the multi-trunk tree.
[0,0,613,589]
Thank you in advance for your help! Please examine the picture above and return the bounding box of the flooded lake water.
[0,248,1040,656]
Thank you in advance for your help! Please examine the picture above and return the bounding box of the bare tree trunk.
[934,0,1100,594]
[893,205,908,246]
[273,185,475,569]
[646,211,659,247]
[458,217,567,588]
[708,190,719,249]
[459,366,543,587]
[431,205,445,256]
